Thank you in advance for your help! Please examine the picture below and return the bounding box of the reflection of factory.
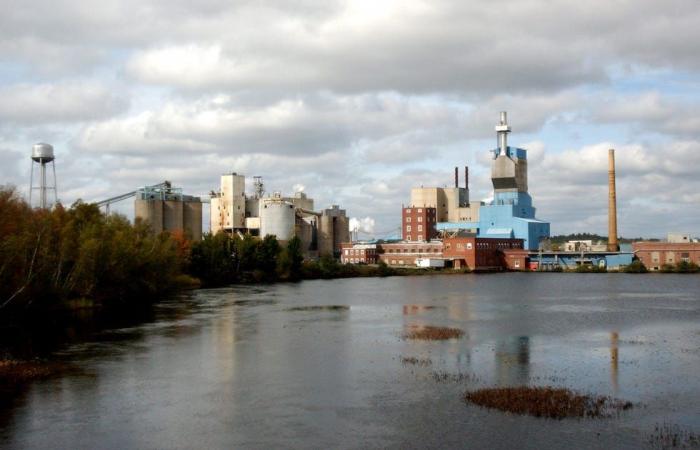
[210,173,350,256]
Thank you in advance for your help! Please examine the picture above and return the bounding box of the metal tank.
[32,143,55,162]
[260,199,295,241]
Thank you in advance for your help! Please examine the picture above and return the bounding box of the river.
[1,273,699,449]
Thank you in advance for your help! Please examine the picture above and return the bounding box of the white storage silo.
[260,199,295,241]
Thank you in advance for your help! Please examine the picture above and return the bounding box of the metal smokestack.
[607,148,619,252]
[454,167,459,188]
[464,166,469,190]
[495,111,511,156]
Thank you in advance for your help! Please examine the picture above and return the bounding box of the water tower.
[29,143,58,209]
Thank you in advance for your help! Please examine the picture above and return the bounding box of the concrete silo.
[260,196,296,242]
[134,182,202,240]
[318,205,350,257]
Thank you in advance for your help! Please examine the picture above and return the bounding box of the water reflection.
[495,336,530,386]
[610,331,619,393]
[2,275,700,449]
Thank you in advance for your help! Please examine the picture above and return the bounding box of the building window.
[406,225,411,231]
[407,236,412,241]
[418,235,423,241]
[418,216,423,222]
[418,225,423,231]
[406,209,411,213]
[406,217,411,223]
[515,260,520,268]
[418,208,423,213]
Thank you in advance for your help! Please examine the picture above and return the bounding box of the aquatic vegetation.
[287,305,350,312]
[402,326,464,341]
[648,422,700,449]
[464,386,633,419]
[0,359,56,383]
[431,371,480,383]
[400,356,432,367]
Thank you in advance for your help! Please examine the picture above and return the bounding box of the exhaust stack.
[607,149,619,252]
[464,166,469,190]
[454,167,459,188]
[495,111,511,156]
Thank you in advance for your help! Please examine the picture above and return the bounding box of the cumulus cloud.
[0,82,128,124]
[1,0,700,239]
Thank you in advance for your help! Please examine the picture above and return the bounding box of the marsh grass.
[288,305,350,312]
[400,356,432,367]
[648,422,700,449]
[464,386,633,419]
[402,326,464,341]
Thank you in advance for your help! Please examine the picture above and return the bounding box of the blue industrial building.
[437,112,550,250]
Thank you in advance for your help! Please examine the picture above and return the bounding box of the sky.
[1,0,699,239]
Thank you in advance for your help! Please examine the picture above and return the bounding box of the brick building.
[402,207,437,242]
[443,236,524,270]
[503,249,530,271]
[340,243,378,264]
[632,241,700,271]
[378,241,443,266]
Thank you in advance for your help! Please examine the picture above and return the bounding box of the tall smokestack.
[464,166,469,190]
[608,148,619,252]
[454,167,459,188]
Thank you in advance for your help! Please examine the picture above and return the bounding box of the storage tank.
[31,143,55,162]
[163,200,184,234]
[260,199,295,241]
[135,198,164,234]
[183,200,203,241]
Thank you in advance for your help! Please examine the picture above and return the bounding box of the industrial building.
[443,235,524,270]
[435,112,550,250]
[340,244,378,264]
[133,182,203,241]
[633,238,700,271]
[93,181,204,241]
[409,166,481,225]
[401,206,438,241]
[210,173,350,257]
[503,249,633,271]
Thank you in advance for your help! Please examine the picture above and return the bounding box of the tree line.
[0,187,397,315]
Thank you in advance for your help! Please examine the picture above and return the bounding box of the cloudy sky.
[2,0,699,238]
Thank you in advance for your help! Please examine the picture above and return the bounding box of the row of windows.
[344,249,376,255]
[404,216,434,223]
[405,225,425,232]
[386,247,439,253]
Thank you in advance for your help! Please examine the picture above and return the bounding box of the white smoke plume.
[292,183,305,193]
[349,216,376,235]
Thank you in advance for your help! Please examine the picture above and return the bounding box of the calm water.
[2,273,700,449]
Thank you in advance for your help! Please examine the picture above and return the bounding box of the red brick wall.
[444,237,523,270]
[378,241,443,266]
[632,242,700,270]
[341,244,378,264]
[402,207,437,241]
